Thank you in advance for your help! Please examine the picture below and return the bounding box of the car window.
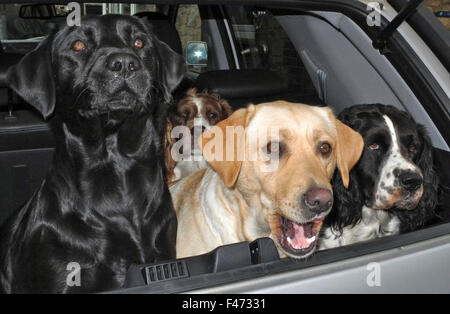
[225,6,317,97]
[424,0,450,29]
[175,5,205,73]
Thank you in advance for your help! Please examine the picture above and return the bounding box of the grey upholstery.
[277,12,448,150]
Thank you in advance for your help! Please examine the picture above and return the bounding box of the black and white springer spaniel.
[320,104,439,249]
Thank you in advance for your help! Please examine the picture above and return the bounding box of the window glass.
[226,6,317,96]
[175,5,205,73]
[175,5,201,50]
[424,0,450,30]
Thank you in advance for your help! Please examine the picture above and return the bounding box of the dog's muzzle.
[375,168,424,210]
[106,53,142,79]
[271,188,333,259]
[398,170,423,193]
[78,51,150,118]
[302,188,333,215]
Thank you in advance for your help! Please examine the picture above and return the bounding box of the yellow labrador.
[171,101,363,259]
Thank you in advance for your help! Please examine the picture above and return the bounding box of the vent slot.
[144,261,189,284]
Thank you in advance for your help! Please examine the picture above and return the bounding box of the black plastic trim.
[384,31,450,142]
[121,238,280,289]
[389,0,450,71]
[109,222,450,294]
[372,0,422,52]
[201,5,237,70]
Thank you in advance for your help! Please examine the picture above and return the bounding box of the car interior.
[0,1,449,293]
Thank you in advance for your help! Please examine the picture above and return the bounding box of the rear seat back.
[195,69,292,110]
[0,111,54,224]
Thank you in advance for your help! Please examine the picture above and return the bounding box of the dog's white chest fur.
[173,158,208,181]
[319,206,400,249]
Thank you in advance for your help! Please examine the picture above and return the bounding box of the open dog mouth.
[277,215,325,258]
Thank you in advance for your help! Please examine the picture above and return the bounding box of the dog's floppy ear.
[395,124,439,232]
[324,108,365,233]
[333,115,364,188]
[6,35,55,119]
[152,38,186,103]
[186,87,197,97]
[163,117,177,183]
[326,169,364,234]
[220,98,233,118]
[199,105,256,188]
[416,125,439,222]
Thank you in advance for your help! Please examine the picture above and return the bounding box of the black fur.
[326,104,438,234]
[0,15,185,293]
[392,124,439,232]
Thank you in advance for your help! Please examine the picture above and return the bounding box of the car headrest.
[134,12,182,55]
[195,69,288,100]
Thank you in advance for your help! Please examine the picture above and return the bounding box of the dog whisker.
[74,86,90,106]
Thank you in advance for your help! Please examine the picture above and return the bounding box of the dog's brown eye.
[207,112,217,120]
[369,143,380,150]
[134,38,144,49]
[264,141,281,156]
[73,40,86,51]
[319,142,331,156]
[409,144,416,152]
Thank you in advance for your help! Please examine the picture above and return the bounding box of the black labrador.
[0,15,184,293]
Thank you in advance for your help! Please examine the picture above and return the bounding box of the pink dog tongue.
[291,223,310,249]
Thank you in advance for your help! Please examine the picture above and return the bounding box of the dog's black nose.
[399,171,423,192]
[107,53,141,74]
[303,188,333,214]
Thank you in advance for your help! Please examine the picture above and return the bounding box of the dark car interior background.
[0,0,449,293]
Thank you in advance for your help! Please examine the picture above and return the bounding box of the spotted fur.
[320,104,438,249]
